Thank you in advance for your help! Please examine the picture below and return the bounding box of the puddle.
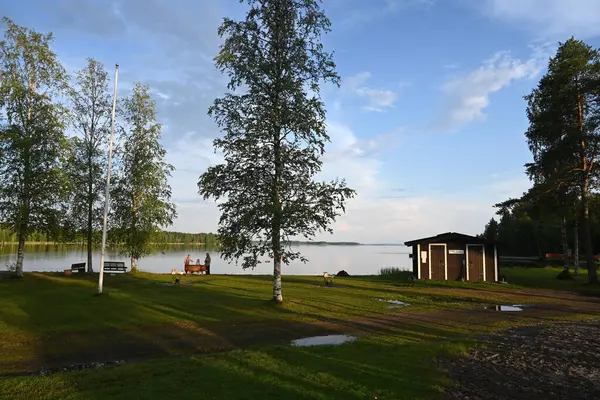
[488,304,527,312]
[291,335,357,347]
[377,298,409,308]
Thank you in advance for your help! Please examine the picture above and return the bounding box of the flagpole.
[98,63,119,295]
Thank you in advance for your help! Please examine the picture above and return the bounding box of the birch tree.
[110,83,176,271]
[0,18,69,276]
[66,58,112,273]
[198,0,356,303]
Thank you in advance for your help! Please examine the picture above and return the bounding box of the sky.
[2,0,600,244]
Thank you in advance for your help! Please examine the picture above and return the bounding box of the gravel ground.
[444,319,600,400]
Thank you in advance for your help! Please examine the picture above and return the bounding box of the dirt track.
[444,319,600,400]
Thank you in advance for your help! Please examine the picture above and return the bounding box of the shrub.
[379,267,407,277]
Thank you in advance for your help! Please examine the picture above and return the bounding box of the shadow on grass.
[1,338,455,400]
[0,272,468,377]
[2,270,599,383]
[0,272,329,375]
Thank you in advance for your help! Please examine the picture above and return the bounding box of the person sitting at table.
[184,254,191,266]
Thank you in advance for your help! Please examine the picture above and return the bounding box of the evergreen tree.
[110,83,176,271]
[482,218,499,242]
[0,18,70,276]
[198,0,355,302]
[524,38,600,283]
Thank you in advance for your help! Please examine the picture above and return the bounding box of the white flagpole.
[98,63,119,295]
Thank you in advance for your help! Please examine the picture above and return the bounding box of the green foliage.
[66,58,113,273]
[0,18,70,276]
[523,37,600,282]
[159,230,220,245]
[489,191,600,258]
[492,196,565,257]
[481,218,499,242]
[110,83,177,269]
[198,0,355,302]
[0,226,220,246]
[378,267,407,277]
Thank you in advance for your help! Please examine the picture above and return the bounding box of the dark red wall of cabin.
[414,245,419,276]
[409,239,498,282]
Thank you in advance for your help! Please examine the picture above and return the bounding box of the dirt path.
[444,320,600,400]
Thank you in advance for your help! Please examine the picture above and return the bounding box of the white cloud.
[163,106,531,244]
[329,193,499,244]
[297,122,528,243]
[164,132,223,201]
[436,48,547,131]
[166,120,407,241]
[343,72,397,112]
[477,0,600,39]
[23,0,535,244]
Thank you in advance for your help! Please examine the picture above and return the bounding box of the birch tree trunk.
[87,156,94,273]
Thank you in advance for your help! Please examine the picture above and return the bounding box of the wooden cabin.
[404,232,499,282]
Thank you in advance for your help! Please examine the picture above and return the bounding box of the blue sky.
[3,0,600,243]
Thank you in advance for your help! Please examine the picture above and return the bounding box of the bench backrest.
[104,261,126,268]
[71,262,86,269]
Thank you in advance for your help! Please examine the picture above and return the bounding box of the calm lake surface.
[0,244,411,276]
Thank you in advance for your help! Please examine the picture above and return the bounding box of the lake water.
[0,244,411,276]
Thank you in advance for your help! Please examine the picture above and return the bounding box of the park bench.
[103,261,127,273]
[323,272,334,286]
[71,262,86,273]
[185,263,206,275]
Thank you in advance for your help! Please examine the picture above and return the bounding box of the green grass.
[0,269,598,399]
[501,266,600,295]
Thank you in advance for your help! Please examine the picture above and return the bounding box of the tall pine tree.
[198,0,355,302]
[524,38,600,283]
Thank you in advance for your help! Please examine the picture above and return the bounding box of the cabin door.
[430,244,446,280]
[467,244,485,282]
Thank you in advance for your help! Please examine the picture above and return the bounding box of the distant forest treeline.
[480,196,600,258]
[0,227,220,246]
[0,227,360,247]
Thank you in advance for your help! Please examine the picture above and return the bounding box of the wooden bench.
[71,262,86,273]
[103,261,127,273]
[185,263,206,275]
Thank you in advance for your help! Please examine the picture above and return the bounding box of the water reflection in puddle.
[377,298,409,308]
[291,335,357,347]
[488,304,526,312]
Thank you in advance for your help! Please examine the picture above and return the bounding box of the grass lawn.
[1,267,599,399]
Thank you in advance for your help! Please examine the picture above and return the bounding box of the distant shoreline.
[0,242,212,246]
[0,241,405,247]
